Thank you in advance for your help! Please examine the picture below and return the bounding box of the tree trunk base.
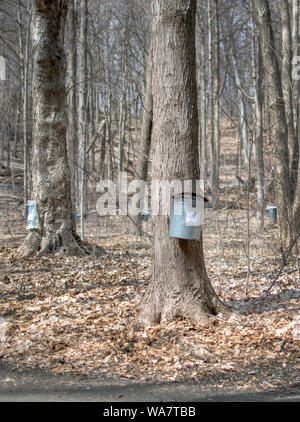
[132,281,231,330]
[17,230,41,259]
[127,216,142,235]
[17,227,105,258]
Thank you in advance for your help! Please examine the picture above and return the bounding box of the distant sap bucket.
[140,210,151,222]
[266,206,277,223]
[26,200,40,230]
[73,213,81,224]
[169,194,203,240]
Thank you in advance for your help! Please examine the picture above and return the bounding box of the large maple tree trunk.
[134,0,229,328]
[18,0,91,258]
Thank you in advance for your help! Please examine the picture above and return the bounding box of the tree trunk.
[78,0,88,241]
[119,67,127,172]
[251,2,265,230]
[213,0,221,199]
[281,0,294,141]
[208,0,219,209]
[134,0,229,329]
[129,43,153,235]
[99,120,107,178]
[255,0,300,252]
[290,0,300,240]
[255,50,265,230]
[231,52,249,165]
[292,0,299,142]
[18,0,91,258]
[281,0,298,194]
[66,0,78,207]
[254,0,291,247]
[119,17,129,174]
[199,39,208,187]
[19,0,31,217]
[290,0,300,196]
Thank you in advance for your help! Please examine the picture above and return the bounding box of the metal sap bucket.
[266,206,277,223]
[74,213,81,224]
[26,200,40,230]
[141,210,151,221]
[169,194,203,240]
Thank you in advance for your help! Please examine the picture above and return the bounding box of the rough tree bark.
[78,0,88,241]
[292,0,299,142]
[254,0,292,248]
[18,0,94,258]
[231,52,249,165]
[198,38,208,187]
[19,0,31,216]
[129,43,153,235]
[251,1,265,230]
[254,0,300,253]
[253,39,265,230]
[281,0,298,193]
[133,0,229,329]
[66,0,78,207]
[213,0,221,187]
[208,0,219,209]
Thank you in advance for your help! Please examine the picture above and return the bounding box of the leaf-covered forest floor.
[0,124,299,394]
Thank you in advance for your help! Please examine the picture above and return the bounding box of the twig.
[69,158,152,239]
[266,234,300,294]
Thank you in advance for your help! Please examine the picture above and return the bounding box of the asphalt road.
[0,363,299,402]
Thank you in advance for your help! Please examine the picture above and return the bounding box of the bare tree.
[251,11,265,230]
[78,0,88,240]
[281,0,296,188]
[18,0,86,258]
[129,42,153,234]
[134,0,229,329]
[291,0,299,142]
[66,0,78,207]
[18,0,32,215]
[208,0,220,209]
[253,0,300,252]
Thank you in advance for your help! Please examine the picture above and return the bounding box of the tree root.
[17,228,105,259]
[132,287,232,330]
[17,230,41,259]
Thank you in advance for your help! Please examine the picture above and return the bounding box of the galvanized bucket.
[73,213,81,224]
[141,210,151,221]
[169,194,203,240]
[266,206,277,223]
[26,200,40,230]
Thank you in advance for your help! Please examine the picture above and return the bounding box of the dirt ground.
[0,361,300,402]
